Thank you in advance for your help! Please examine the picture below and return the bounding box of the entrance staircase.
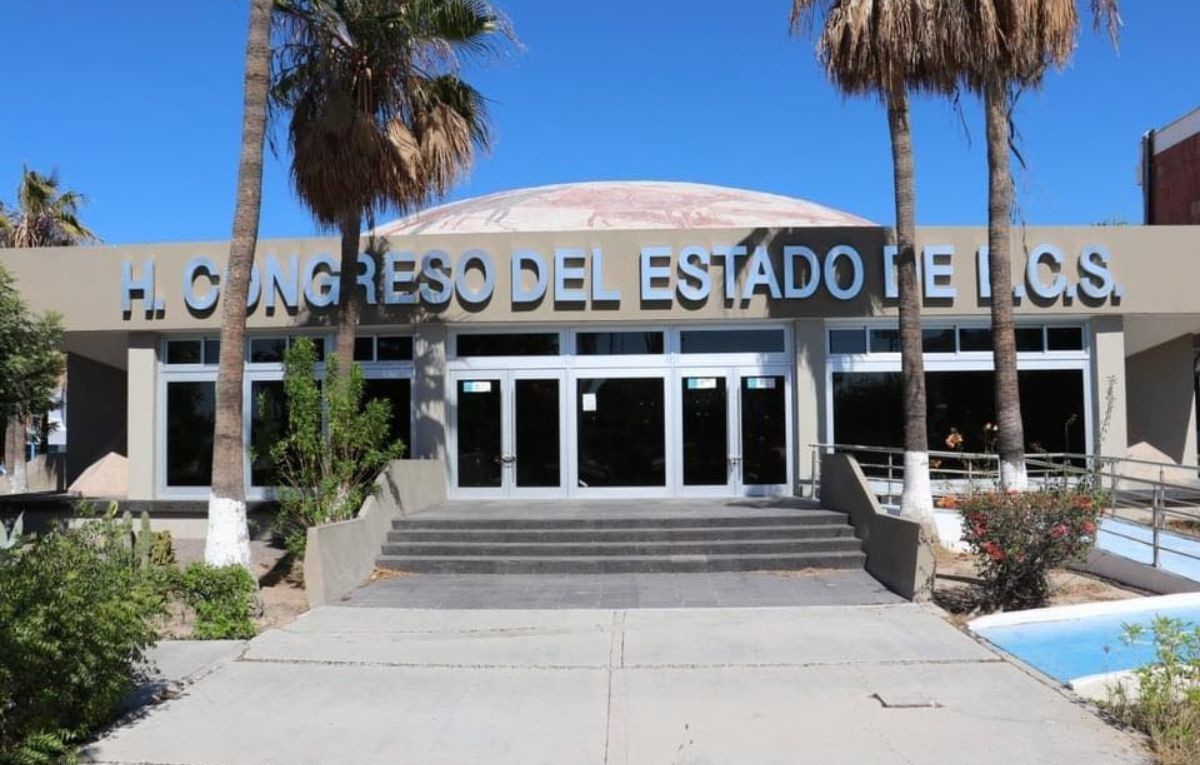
[376,504,865,574]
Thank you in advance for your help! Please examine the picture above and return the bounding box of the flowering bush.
[954,487,1102,610]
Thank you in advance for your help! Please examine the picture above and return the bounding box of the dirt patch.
[159,538,308,638]
[933,546,1142,626]
[367,567,412,583]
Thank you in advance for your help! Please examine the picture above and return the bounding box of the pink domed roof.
[373,181,873,235]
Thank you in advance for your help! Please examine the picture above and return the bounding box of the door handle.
[500,453,517,464]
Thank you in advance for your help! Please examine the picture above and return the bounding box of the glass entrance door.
[451,371,566,497]
[676,368,791,496]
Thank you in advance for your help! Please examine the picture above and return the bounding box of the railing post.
[810,447,818,499]
[887,452,895,506]
[1152,467,1164,568]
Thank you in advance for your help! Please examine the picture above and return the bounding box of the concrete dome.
[373,181,874,235]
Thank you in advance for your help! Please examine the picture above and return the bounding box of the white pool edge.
[1069,669,1138,703]
[967,592,1200,632]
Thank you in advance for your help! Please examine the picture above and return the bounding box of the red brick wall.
[1152,132,1200,224]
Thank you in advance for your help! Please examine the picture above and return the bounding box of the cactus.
[0,512,23,550]
[135,511,153,567]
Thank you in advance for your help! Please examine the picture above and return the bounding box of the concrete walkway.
[84,603,1147,765]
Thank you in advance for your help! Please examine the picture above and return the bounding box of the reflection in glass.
[515,379,560,487]
[364,378,412,456]
[577,378,665,487]
[680,330,784,354]
[377,336,414,361]
[869,329,901,353]
[829,329,867,355]
[166,340,202,365]
[456,333,558,357]
[166,381,214,486]
[250,337,288,362]
[1016,327,1045,352]
[682,377,727,486]
[576,332,664,355]
[741,377,787,485]
[203,338,220,364]
[958,328,993,352]
[456,379,502,487]
[1047,326,1084,351]
[250,380,287,486]
[832,369,1087,474]
[354,337,374,362]
[922,328,956,353]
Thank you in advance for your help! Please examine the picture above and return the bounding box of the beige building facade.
[3,182,1198,501]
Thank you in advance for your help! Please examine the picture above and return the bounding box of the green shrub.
[0,516,164,763]
[1108,618,1200,765]
[953,487,1102,610]
[176,563,257,640]
[267,337,404,556]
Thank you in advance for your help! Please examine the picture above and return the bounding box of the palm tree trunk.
[4,416,27,494]
[206,0,273,568]
[334,214,362,378]
[985,81,1027,490]
[888,89,937,545]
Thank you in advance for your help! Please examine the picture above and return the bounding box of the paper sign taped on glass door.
[581,392,598,412]
[687,378,719,390]
[745,378,777,390]
[463,381,493,393]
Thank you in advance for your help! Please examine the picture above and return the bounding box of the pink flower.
[1050,524,1068,540]
[1081,521,1097,535]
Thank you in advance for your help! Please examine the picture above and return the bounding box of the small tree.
[268,338,403,555]
[0,265,64,493]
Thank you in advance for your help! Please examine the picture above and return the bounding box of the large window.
[165,381,215,486]
[161,333,413,496]
[832,369,1088,457]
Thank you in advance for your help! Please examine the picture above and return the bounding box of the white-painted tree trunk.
[899,450,939,542]
[999,457,1028,491]
[205,495,252,568]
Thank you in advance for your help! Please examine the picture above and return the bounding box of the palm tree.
[271,0,511,375]
[205,0,275,569]
[0,167,96,493]
[791,0,956,540]
[946,0,1120,489]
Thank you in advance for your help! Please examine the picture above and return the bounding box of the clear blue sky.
[1,1,1196,244]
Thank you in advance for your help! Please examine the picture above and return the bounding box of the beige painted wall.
[793,319,826,494]
[3,225,1198,334]
[1126,334,1198,466]
[1089,317,1129,459]
[126,334,158,500]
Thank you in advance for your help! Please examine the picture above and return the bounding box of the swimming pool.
[969,594,1200,688]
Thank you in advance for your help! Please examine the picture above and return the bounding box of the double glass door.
[678,368,790,496]
[453,370,565,496]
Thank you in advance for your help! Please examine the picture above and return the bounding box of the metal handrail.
[808,442,1200,570]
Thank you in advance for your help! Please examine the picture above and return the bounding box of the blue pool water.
[975,605,1200,683]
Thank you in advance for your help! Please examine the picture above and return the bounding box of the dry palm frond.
[0,166,98,248]
[272,0,513,228]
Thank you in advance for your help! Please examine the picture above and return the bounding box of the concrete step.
[375,550,867,574]
[386,523,856,544]
[392,511,848,531]
[380,537,863,557]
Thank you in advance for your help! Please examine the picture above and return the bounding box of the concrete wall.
[66,353,128,486]
[1070,549,1199,596]
[304,459,447,608]
[126,334,159,500]
[1126,334,1197,466]
[819,453,935,601]
[412,324,447,460]
[793,319,826,496]
[1089,317,1129,461]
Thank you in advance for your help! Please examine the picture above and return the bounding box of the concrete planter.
[303,459,446,608]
